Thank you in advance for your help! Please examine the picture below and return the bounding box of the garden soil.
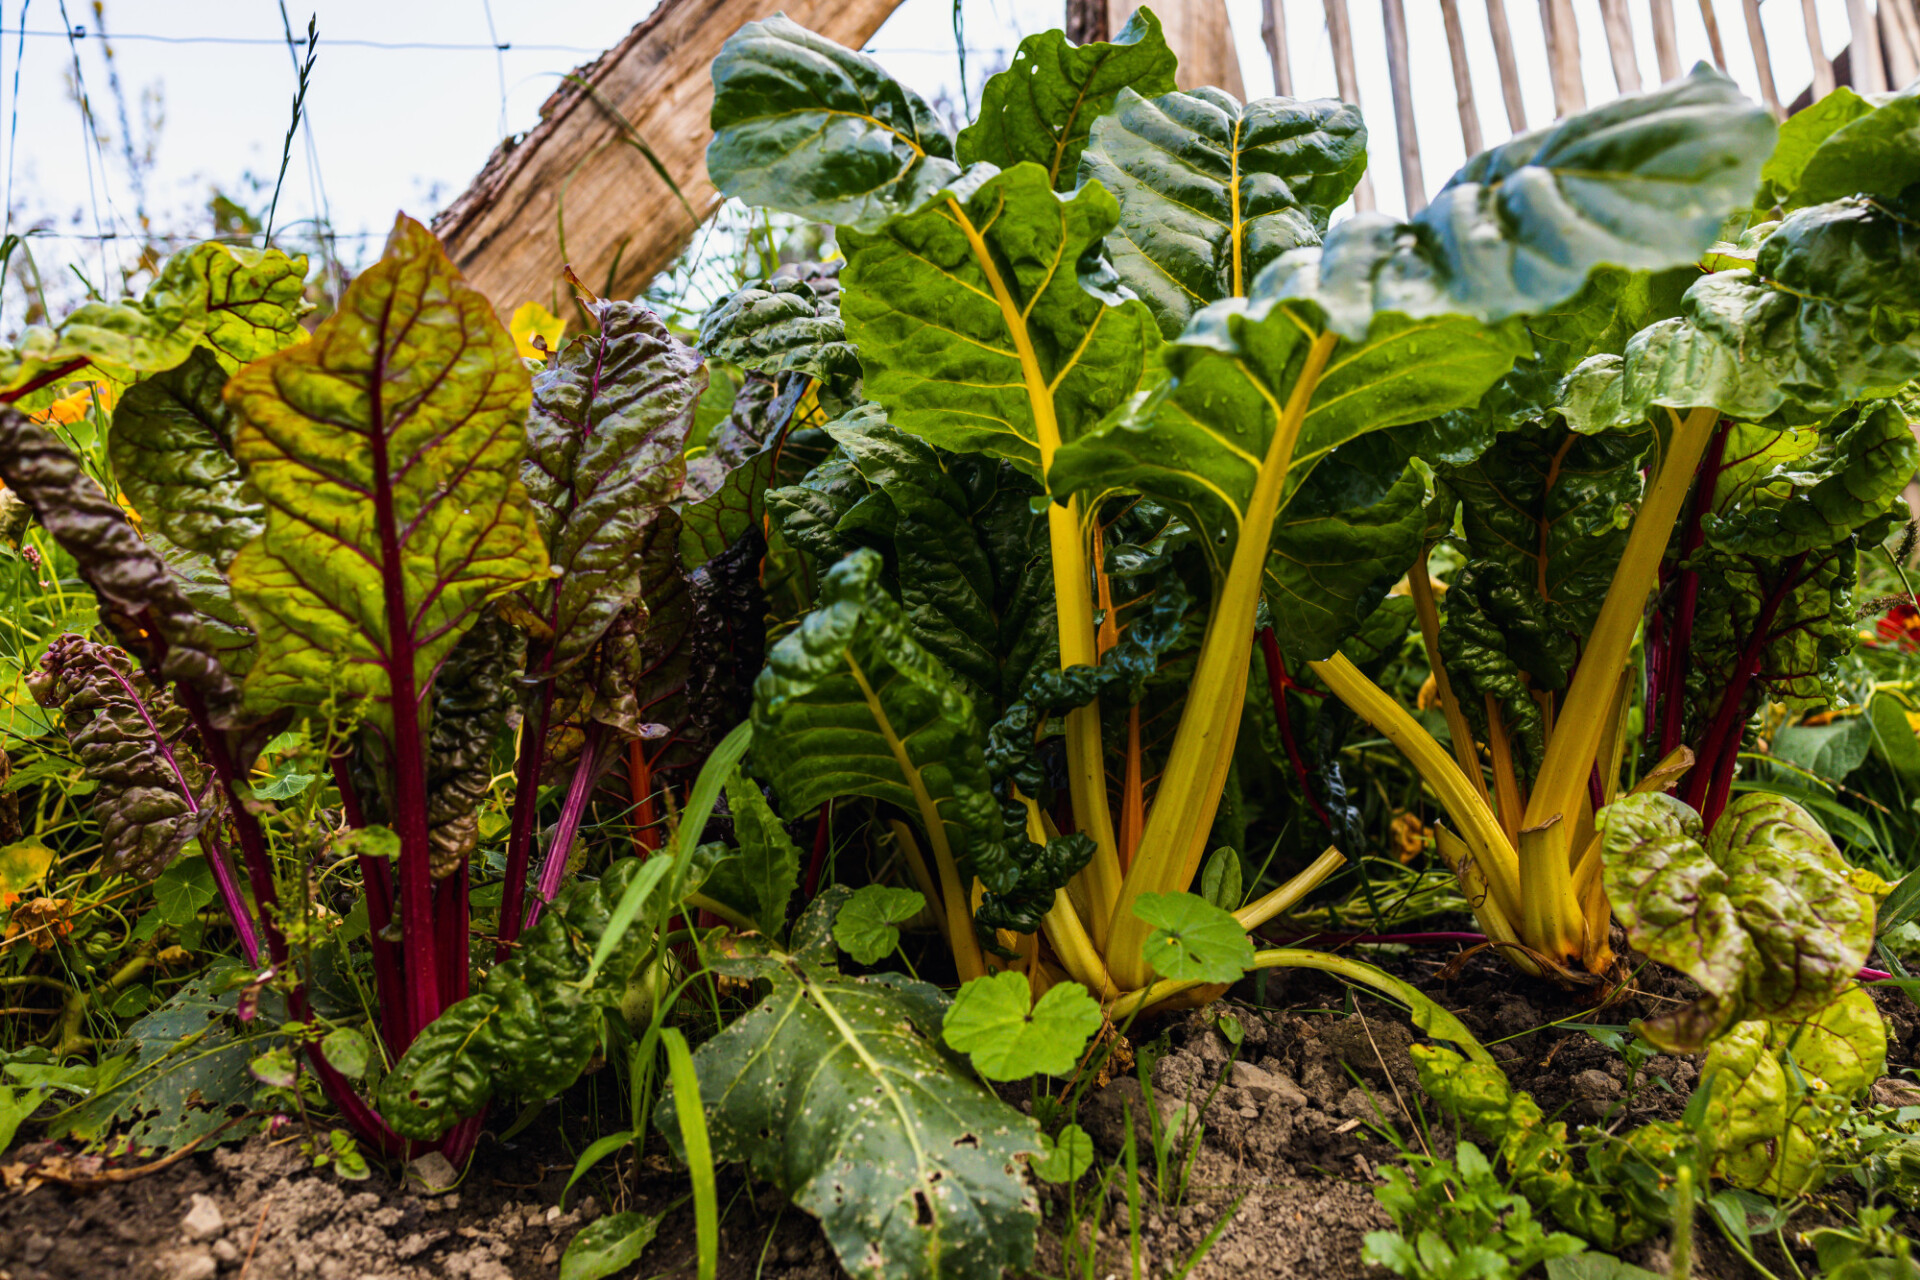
[0,947,1913,1280]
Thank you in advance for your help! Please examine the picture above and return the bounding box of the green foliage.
[942,971,1100,1079]
[833,885,925,964]
[664,943,1041,1280]
[561,1212,663,1280]
[1362,1141,1586,1280]
[958,9,1177,187]
[26,633,209,877]
[1701,987,1887,1195]
[698,768,801,937]
[1598,791,1888,1051]
[1081,83,1365,336]
[225,214,547,733]
[1135,891,1254,983]
[1760,83,1920,213]
[697,271,860,413]
[1031,1121,1094,1183]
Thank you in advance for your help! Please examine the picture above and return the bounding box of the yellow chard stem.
[1234,847,1346,933]
[1408,553,1493,810]
[1525,406,1720,832]
[948,195,1123,945]
[1104,330,1340,990]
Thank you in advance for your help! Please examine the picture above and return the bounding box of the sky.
[0,0,1876,327]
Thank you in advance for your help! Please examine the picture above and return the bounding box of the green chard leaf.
[1598,791,1888,1052]
[942,970,1101,1080]
[225,215,548,736]
[1762,83,1920,213]
[706,15,960,232]
[662,950,1041,1280]
[110,348,264,570]
[27,634,212,877]
[1703,986,1887,1194]
[698,261,862,413]
[1081,85,1365,335]
[420,616,521,871]
[700,768,802,937]
[839,162,1158,472]
[751,548,1002,863]
[0,411,246,720]
[958,8,1178,188]
[1705,403,1917,557]
[521,299,703,673]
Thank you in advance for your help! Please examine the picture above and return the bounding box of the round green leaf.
[1032,1122,1094,1184]
[1134,891,1254,984]
[320,1027,371,1080]
[832,885,926,965]
[943,971,1101,1080]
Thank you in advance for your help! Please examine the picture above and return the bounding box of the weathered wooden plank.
[1262,0,1295,96]
[1322,0,1377,209]
[1650,0,1683,81]
[1846,0,1887,90]
[1741,0,1784,116]
[1598,0,1642,93]
[1381,0,1425,209]
[1439,0,1484,154]
[1485,0,1530,131]
[1798,0,1836,98]
[1697,0,1730,71]
[1541,0,1588,116]
[1882,0,1920,85]
[432,0,905,316]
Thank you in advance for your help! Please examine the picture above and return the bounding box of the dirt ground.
[0,946,1914,1280]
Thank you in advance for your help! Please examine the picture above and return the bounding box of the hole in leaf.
[913,1190,934,1227]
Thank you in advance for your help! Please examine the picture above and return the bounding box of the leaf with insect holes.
[224,215,547,738]
[943,971,1101,1081]
[1135,891,1254,984]
[832,885,925,964]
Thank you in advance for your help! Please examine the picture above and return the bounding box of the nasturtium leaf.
[665,951,1040,1280]
[560,1211,662,1280]
[943,971,1101,1080]
[29,634,211,878]
[1703,987,1887,1195]
[957,8,1177,189]
[521,300,702,674]
[1082,84,1365,336]
[1031,1122,1095,1183]
[700,769,802,937]
[751,549,1001,865]
[225,215,547,736]
[0,412,245,719]
[0,841,52,906]
[706,14,960,232]
[1598,791,1887,1052]
[833,884,925,964]
[1135,891,1254,983]
[1769,715,1873,784]
[839,162,1158,474]
[110,348,262,570]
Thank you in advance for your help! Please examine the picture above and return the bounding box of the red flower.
[1877,602,1920,650]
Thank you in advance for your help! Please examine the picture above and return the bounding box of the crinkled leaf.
[1703,987,1887,1195]
[1706,403,1917,557]
[1264,433,1426,664]
[379,858,657,1138]
[110,348,262,570]
[701,769,802,937]
[840,162,1158,474]
[225,215,547,736]
[27,634,210,877]
[750,549,1001,863]
[422,616,520,872]
[833,884,925,964]
[957,8,1176,189]
[942,970,1101,1080]
[1599,791,1886,1051]
[1082,85,1364,336]
[1048,269,1526,576]
[1135,890,1253,983]
[0,412,244,720]
[1767,84,1920,213]
[522,300,702,673]
[663,954,1040,1280]
[706,15,960,232]
[1275,67,1770,346]
[698,263,861,412]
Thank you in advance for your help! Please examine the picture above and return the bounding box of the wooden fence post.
[1439,0,1485,154]
[1323,0,1377,210]
[1597,0,1643,93]
[1381,0,1425,209]
[1741,0,1784,115]
[1650,0,1683,81]
[1262,0,1295,96]
[1485,0,1530,131]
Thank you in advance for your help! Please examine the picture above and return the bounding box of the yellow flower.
[510,301,566,361]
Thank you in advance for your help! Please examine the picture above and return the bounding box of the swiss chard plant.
[1313,83,1920,987]
[699,7,1774,1019]
[0,218,775,1155]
